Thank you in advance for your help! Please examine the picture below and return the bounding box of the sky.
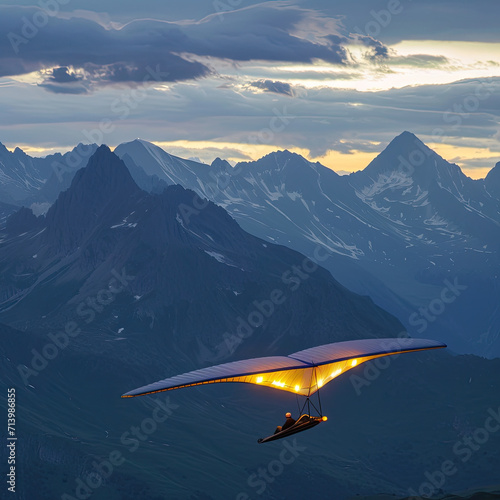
[0,0,499,178]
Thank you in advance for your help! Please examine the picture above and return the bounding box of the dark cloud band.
[0,3,349,93]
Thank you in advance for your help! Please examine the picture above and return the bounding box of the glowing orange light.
[351,359,358,367]
[295,385,300,392]
[256,376,263,383]
[322,416,328,421]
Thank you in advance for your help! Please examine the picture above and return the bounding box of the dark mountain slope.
[0,146,405,362]
[115,135,500,357]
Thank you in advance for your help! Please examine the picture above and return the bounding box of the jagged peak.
[385,131,429,152]
[265,149,304,161]
[57,145,139,203]
[72,142,97,153]
[485,160,500,195]
[236,149,311,171]
[211,157,232,170]
[95,143,112,154]
[117,138,158,150]
[486,161,500,179]
[42,146,141,249]
[85,144,123,169]
[361,131,451,177]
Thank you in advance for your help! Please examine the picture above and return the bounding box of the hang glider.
[122,337,446,398]
[258,414,327,444]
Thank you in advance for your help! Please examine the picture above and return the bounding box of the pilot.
[274,412,296,434]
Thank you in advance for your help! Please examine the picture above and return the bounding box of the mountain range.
[0,145,499,499]
[115,133,500,358]
[1,133,499,358]
[0,145,403,359]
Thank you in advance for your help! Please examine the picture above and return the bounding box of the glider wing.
[122,338,446,398]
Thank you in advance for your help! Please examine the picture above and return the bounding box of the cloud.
[1,0,498,45]
[38,82,89,94]
[0,3,351,92]
[452,156,500,169]
[387,54,450,68]
[2,73,499,157]
[37,66,90,94]
[354,34,389,60]
[152,144,254,164]
[249,80,294,96]
[48,66,81,83]
[0,7,213,86]
[327,139,383,155]
[325,0,500,44]
[349,36,449,68]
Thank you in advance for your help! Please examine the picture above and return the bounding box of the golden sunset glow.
[428,143,500,179]
[12,137,498,181]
